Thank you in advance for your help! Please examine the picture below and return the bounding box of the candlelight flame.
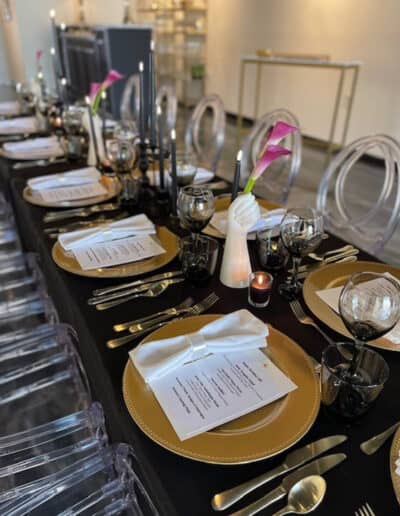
[50,47,56,56]
[139,61,144,72]
[157,105,162,116]
[60,23,66,31]
[49,9,56,19]
[171,129,176,140]
[85,95,90,105]
[236,149,242,161]
[150,40,155,52]
[60,78,67,86]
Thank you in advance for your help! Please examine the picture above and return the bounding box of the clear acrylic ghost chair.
[0,253,46,298]
[0,337,91,436]
[4,444,158,516]
[0,323,77,376]
[316,134,400,255]
[240,108,302,204]
[0,402,105,469]
[184,94,226,174]
[156,83,177,138]
[120,74,140,127]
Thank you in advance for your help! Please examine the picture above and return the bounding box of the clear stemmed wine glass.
[106,139,138,208]
[177,185,215,243]
[339,272,400,373]
[279,208,324,299]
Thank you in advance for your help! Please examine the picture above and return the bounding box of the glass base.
[278,280,302,300]
[248,297,270,308]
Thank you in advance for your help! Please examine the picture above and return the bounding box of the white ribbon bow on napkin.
[0,116,37,135]
[130,309,269,384]
[58,213,156,251]
[210,208,286,236]
[28,167,101,191]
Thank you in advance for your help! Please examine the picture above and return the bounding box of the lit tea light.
[60,22,66,31]
[248,271,273,308]
[49,9,56,19]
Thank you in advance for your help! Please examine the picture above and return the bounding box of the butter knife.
[229,453,346,516]
[296,255,358,280]
[211,435,347,511]
[294,249,359,274]
[92,270,183,297]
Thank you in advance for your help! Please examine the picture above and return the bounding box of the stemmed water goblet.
[107,139,138,210]
[177,185,215,244]
[339,272,400,374]
[320,272,400,419]
[279,208,324,299]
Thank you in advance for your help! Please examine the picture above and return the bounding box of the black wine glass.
[279,208,324,299]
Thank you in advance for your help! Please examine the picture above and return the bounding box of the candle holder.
[248,271,273,308]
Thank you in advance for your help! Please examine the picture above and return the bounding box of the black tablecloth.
[4,160,400,515]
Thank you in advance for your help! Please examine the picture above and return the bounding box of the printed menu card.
[147,349,297,441]
[73,235,166,270]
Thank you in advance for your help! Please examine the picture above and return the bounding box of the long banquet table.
[2,156,400,515]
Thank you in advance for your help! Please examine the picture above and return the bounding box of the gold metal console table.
[237,54,362,164]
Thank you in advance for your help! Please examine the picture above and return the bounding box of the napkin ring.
[187,333,207,360]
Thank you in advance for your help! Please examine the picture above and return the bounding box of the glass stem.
[292,256,302,287]
[349,338,363,377]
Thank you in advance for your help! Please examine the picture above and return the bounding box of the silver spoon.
[271,475,326,516]
[360,421,400,455]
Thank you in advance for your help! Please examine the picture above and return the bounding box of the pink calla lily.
[89,69,124,115]
[250,145,292,183]
[89,82,101,101]
[243,120,298,194]
[102,69,124,89]
[260,121,298,154]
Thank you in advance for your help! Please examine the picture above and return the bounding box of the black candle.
[49,10,62,80]
[231,149,242,202]
[248,271,273,308]
[157,105,165,190]
[138,61,146,144]
[170,128,178,216]
[149,40,157,149]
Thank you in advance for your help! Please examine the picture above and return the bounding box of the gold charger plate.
[303,261,400,352]
[390,426,400,505]
[23,176,121,208]
[52,226,178,278]
[122,314,320,465]
[203,197,281,239]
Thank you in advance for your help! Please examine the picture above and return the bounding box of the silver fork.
[355,502,376,516]
[113,297,194,332]
[289,299,335,345]
[43,203,120,223]
[106,292,219,349]
[129,292,219,334]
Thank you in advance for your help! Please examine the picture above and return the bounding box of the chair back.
[119,74,140,125]
[240,108,301,203]
[185,94,225,173]
[156,83,177,137]
[316,134,400,254]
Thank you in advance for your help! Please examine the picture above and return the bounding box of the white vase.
[82,111,106,167]
[219,193,261,288]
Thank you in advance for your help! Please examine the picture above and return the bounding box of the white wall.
[206,0,400,144]
[0,24,10,83]
[80,0,137,25]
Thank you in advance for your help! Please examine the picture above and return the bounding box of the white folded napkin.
[0,101,20,116]
[148,167,214,187]
[59,214,156,251]
[130,309,269,383]
[317,272,400,345]
[28,167,101,191]
[210,208,286,236]
[0,116,37,135]
[3,136,63,159]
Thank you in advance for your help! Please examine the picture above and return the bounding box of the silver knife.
[92,270,183,297]
[43,203,120,223]
[87,278,177,306]
[296,256,358,280]
[294,249,359,274]
[211,435,347,511]
[229,453,347,516]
